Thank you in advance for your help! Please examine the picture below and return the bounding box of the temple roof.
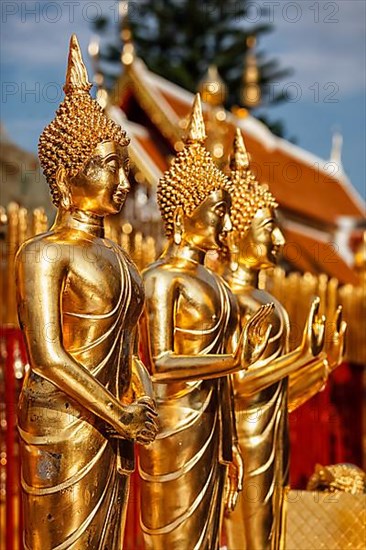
[108,58,365,283]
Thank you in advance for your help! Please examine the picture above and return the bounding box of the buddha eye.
[105,159,118,173]
[215,205,226,217]
[262,220,274,232]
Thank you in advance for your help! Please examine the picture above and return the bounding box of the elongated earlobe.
[174,230,182,245]
[56,166,72,210]
[173,208,184,245]
[227,232,239,272]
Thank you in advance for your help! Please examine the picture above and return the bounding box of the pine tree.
[94,0,293,137]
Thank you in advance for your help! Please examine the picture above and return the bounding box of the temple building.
[0,124,51,216]
[97,46,365,285]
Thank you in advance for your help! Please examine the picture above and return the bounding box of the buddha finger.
[144,420,159,433]
[140,400,159,415]
[145,411,159,423]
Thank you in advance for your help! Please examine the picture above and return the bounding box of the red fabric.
[289,362,363,489]
[330,362,364,466]
[289,382,333,488]
[124,455,144,549]
[1,327,26,550]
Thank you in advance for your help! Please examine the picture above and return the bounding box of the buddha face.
[182,189,232,251]
[235,207,285,269]
[67,140,130,216]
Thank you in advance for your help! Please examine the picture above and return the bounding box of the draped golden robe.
[18,242,143,549]
[140,274,236,550]
[225,297,289,550]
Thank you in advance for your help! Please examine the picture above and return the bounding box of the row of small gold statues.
[8,36,349,549]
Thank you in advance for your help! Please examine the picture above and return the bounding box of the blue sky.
[1,0,365,199]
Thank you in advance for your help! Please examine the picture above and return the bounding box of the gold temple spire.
[354,231,366,281]
[186,93,207,144]
[64,34,92,95]
[120,0,135,66]
[230,128,250,171]
[241,35,261,110]
[88,36,108,109]
[198,65,227,107]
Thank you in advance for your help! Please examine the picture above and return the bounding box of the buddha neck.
[52,208,105,238]
[227,262,259,288]
[163,240,205,266]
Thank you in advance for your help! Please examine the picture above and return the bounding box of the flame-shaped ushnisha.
[158,93,231,237]
[228,128,277,236]
[63,33,92,95]
[230,127,250,172]
[38,34,129,207]
[185,93,207,143]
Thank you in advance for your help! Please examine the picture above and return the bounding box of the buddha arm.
[131,334,154,400]
[141,276,243,383]
[233,345,316,397]
[287,307,346,411]
[16,242,139,437]
[234,296,327,396]
[288,353,329,412]
[153,346,246,383]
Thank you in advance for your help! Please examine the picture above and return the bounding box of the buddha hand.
[326,306,347,370]
[239,303,274,367]
[224,443,244,514]
[301,297,326,358]
[107,396,158,445]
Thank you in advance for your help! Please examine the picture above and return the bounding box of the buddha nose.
[119,167,130,192]
[223,212,232,233]
[273,227,285,247]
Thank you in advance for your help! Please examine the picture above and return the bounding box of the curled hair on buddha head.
[38,34,130,207]
[229,128,278,238]
[157,93,232,237]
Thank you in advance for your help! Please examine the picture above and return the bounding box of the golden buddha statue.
[15,35,158,549]
[138,95,273,549]
[222,130,346,550]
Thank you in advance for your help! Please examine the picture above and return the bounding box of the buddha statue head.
[228,128,284,270]
[38,35,130,217]
[158,94,232,251]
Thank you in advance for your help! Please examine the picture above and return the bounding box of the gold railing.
[260,267,366,365]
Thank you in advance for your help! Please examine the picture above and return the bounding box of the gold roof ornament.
[198,65,227,107]
[120,0,135,66]
[88,37,109,109]
[354,231,366,280]
[241,36,261,110]
[197,66,229,162]
[158,93,231,236]
[228,127,277,236]
[38,34,129,206]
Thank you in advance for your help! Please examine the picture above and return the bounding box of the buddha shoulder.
[16,232,72,274]
[142,258,220,305]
